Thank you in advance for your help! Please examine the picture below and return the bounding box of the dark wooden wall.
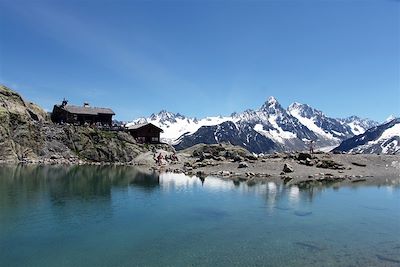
[51,106,113,126]
[129,125,162,143]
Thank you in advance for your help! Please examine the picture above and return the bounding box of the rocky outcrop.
[0,85,168,163]
[0,85,48,161]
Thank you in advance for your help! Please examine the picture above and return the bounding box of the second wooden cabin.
[127,123,163,144]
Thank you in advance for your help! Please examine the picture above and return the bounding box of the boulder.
[233,155,244,162]
[246,154,258,161]
[351,162,367,167]
[316,159,344,170]
[283,163,294,173]
[282,176,293,184]
[297,152,312,161]
[238,161,249,168]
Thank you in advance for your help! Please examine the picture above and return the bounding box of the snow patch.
[290,109,337,140]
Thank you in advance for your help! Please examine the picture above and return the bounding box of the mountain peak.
[384,114,397,123]
[288,102,305,111]
[149,110,185,123]
[260,96,284,114]
[267,96,277,105]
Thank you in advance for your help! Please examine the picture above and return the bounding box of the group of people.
[154,152,179,165]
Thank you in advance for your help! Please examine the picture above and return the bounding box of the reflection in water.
[1,165,398,213]
[0,165,399,267]
[288,186,300,204]
[0,165,160,213]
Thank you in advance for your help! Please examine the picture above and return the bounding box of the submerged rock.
[376,254,400,264]
[294,241,323,251]
[294,211,313,217]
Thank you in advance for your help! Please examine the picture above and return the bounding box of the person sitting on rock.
[171,152,178,162]
[157,153,163,165]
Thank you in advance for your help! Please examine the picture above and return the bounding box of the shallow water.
[0,165,399,267]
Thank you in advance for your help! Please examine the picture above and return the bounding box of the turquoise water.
[0,165,399,267]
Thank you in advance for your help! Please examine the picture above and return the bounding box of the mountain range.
[127,97,383,154]
[333,118,400,154]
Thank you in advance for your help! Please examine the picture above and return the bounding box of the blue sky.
[0,0,399,122]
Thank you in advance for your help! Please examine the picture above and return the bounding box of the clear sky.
[0,0,399,122]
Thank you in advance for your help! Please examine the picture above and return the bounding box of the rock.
[50,154,61,160]
[351,162,367,167]
[294,211,313,217]
[203,153,213,159]
[246,154,258,161]
[238,161,249,168]
[213,156,225,161]
[297,152,312,161]
[183,162,192,167]
[351,178,366,183]
[316,159,343,170]
[282,176,293,184]
[221,171,231,176]
[233,155,244,162]
[283,163,294,173]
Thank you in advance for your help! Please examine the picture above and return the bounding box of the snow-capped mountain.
[127,97,379,153]
[338,116,379,136]
[288,102,352,141]
[333,118,400,154]
[174,121,282,154]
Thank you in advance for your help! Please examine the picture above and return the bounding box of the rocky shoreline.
[2,142,399,187]
[153,144,400,186]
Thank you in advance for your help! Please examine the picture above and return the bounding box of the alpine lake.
[0,165,399,267]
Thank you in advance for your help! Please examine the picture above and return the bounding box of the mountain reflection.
[0,165,396,213]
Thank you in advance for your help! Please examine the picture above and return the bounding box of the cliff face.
[0,85,163,163]
[0,85,48,161]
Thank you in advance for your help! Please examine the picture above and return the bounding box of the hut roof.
[58,105,115,115]
[127,123,163,132]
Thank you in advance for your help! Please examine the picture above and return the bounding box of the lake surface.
[0,165,399,267]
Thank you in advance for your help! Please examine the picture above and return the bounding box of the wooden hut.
[51,100,115,126]
[127,123,163,144]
